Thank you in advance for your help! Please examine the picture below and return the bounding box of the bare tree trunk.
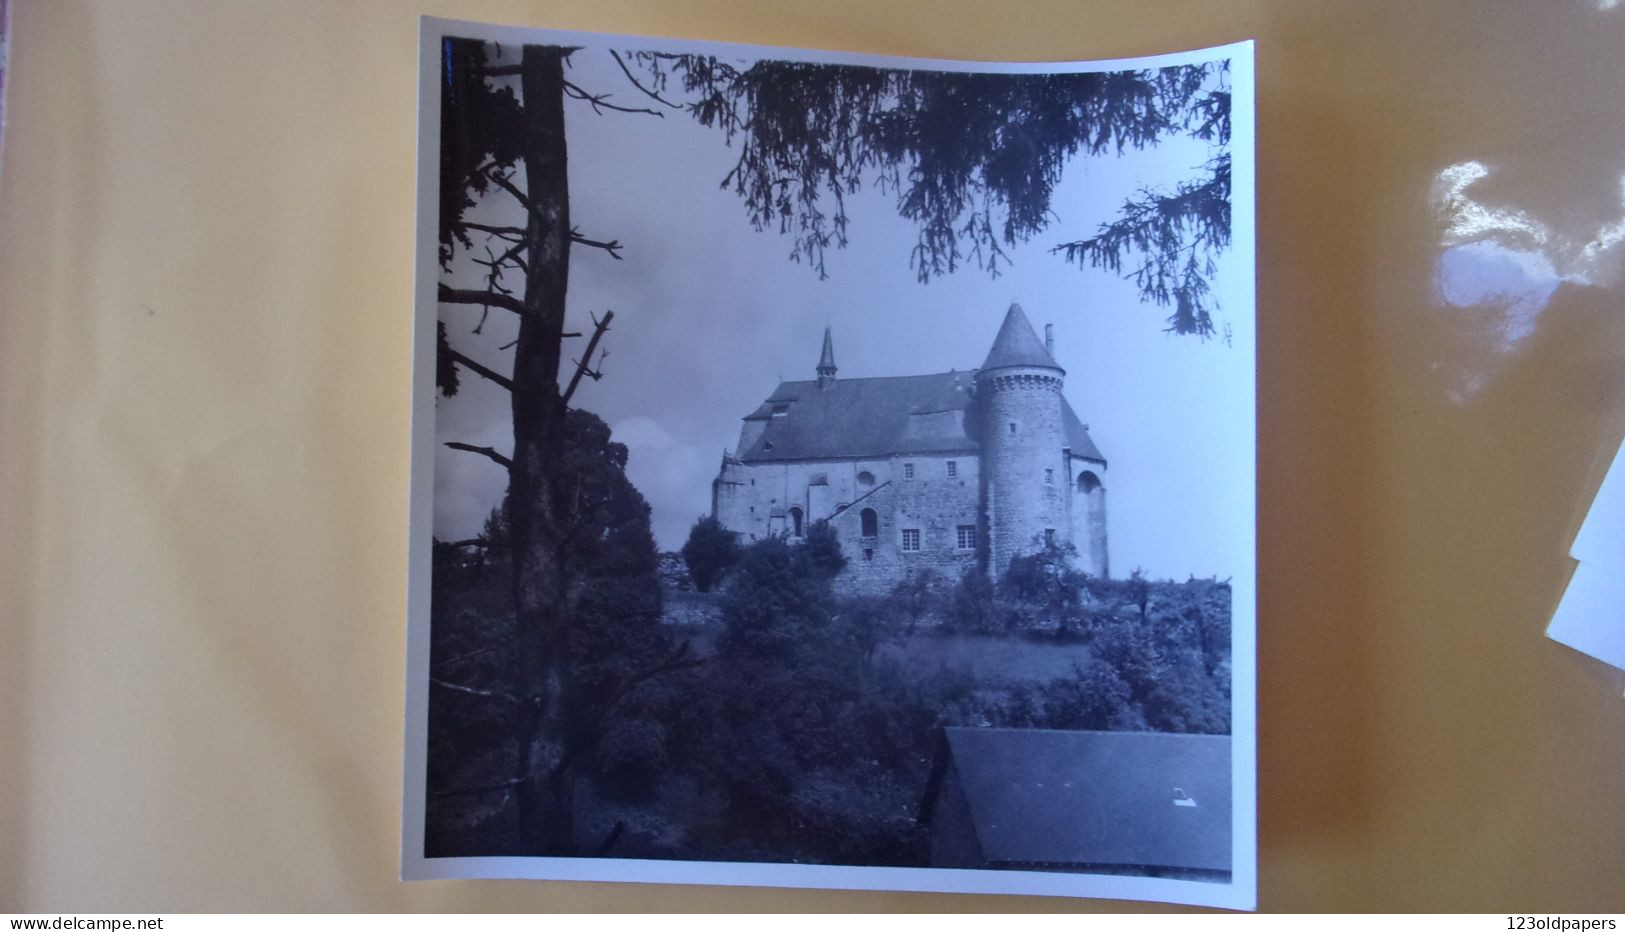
[506,45,575,855]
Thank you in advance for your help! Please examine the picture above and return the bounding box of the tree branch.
[562,80,666,117]
[431,777,526,799]
[439,537,510,550]
[444,442,513,470]
[570,229,624,260]
[459,221,529,240]
[485,239,530,274]
[430,676,525,707]
[433,632,520,670]
[447,350,513,391]
[560,310,614,406]
[609,50,683,109]
[438,284,529,319]
[485,171,539,219]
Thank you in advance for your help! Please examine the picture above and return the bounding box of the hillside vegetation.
[427,534,1230,863]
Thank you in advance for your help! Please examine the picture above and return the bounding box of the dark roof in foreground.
[930,728,1231,872]
[737,371,1105,464]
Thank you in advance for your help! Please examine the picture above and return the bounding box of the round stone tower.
[976,304,1070,578]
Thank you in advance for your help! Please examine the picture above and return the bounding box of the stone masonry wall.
[979,370,1071,577]
[1070,458,1109,577]
[715,456,899,543]
[716,451,981,596]
[832,453,980,595]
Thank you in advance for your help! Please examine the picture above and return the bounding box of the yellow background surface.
[2,0,1622,913]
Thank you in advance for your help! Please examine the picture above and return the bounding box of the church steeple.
[816,326,837,389]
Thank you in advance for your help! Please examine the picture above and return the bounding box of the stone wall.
[1071,459,1109,577]
[711,370,1109,590]
[714,455,901,543]
[831,453,980,595]
[978,369,1072,576]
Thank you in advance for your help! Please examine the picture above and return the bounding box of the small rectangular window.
[947,461,958,478]
[863,548,874,562]
[902,529,921,552]
[904,463,915,480]
[956,525,976,550]
[1044,528,1056,546]
[1009,422,1017,434]
[1045,468,1054,484]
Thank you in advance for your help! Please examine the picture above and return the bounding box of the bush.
[717,535,834,662]
[947,568,998,633]
[681,515,740,592]
[802,519,847,580]
[999,541,1090,635]
[885,570,941,635]
[1140,657,1230,734]
[1036,658,1141,730]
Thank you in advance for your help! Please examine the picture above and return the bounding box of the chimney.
[1044,323,1055,357]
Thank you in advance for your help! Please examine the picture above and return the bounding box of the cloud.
[613,415,725,552]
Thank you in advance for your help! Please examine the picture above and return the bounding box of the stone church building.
[711,304,1109,592]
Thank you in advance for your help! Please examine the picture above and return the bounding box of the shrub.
[947,567,998,633]
[717,535,834,662]
[802,519,847,580]
[999,540,1089,635]
[886,570,941,635]
[681,514,740,592]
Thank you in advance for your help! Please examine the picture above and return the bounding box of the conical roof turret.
[817,326,837,378]
[979,303,1063,374]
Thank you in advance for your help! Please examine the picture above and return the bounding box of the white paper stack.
[1548,436,1625,674]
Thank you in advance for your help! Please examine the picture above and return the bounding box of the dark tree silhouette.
[801,519,848,580]
[432,35,1232,853]
[680,514,741,593]
[436,39,578,853]
[639,52,1231,334]
[426,409,694,854]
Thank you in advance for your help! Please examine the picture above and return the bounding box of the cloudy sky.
[431,37,1253,581]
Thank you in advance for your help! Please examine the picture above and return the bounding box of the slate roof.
[926,728,1231,873]
[981,303,1064,373]
[1062,403,1106,465]
[737,370,1104,464]
[739,372,980,461]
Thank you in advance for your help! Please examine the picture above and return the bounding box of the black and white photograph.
[404,18,1256,908]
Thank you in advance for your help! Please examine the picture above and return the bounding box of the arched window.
[1078,471,1102,493]
[789,507,804,537]
[860,508,878,538]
